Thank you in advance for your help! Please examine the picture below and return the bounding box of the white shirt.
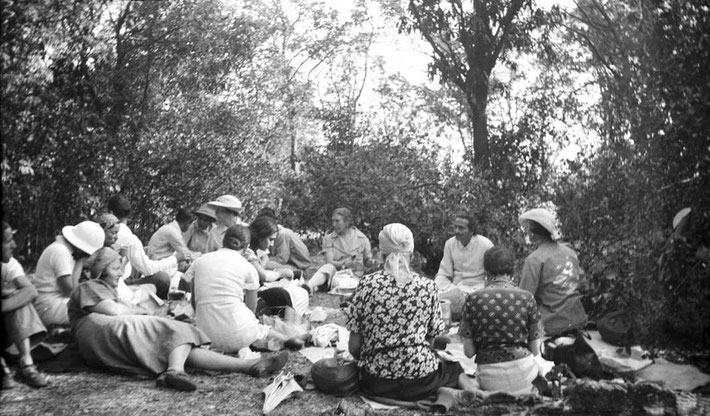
[185,248,259,303]
[114,223,177,279]
[435,235,494,291]
[33,236,76,294]
[2,257,25,297]
[148,220,188,260]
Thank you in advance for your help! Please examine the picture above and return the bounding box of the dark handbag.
[542,330,604,380]
[598,310,634,347]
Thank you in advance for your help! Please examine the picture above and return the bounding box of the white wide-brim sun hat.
[207,195,242,213]
[518,208,561,240]
[62,221,105,255]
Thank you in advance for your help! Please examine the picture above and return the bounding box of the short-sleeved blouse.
[458,278,543,364]
[346,270,444,379]
[68,279,117,324]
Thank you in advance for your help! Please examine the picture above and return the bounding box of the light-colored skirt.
[477,355,537,395]
[34,292,70,327]
[196,301,270,353]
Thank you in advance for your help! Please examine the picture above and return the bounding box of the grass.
[0,293,437,416]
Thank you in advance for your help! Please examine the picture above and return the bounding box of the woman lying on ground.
[69,247,288,392]
[187,225,304,354]
[346,223,464,401]
[305,207,377,292]
[245,216,309,317]
[459,246,543,394]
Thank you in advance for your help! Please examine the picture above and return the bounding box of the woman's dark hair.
[249,216,278,249]
[484,246,515,276]
[528,220,552,239]
[257,207,279,222]
[223,225,250,251]
[454,212,477,235]
[107,194,131,220]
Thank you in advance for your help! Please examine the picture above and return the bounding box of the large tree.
[401,0,536,166]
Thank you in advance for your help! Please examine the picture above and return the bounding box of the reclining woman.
[305,207,376,292]
[69,247,288,392]
[346,223,464,401]
[459,246,543,394]
[187,225,304,353]
[245,216,309,318]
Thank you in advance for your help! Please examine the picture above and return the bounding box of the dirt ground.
[0,293,431,416]
[2,292,709,416]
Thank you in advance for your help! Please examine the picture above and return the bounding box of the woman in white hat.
[205,195,247,252]
[518,208,587,336]
[183,204,217,255]
[32,220,105,327]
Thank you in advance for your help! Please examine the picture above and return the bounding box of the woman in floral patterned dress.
[346,223,463,400]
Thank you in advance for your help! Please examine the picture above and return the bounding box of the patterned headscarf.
[86,247,120,279]
[378,223,414,285]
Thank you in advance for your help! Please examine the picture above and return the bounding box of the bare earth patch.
[2,292,709,416]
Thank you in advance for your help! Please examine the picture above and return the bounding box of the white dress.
[186,248,269,353]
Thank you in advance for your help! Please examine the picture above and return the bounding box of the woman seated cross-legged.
[346,223,464,401]
[69,247,288,392]
[305,207,377,292]
[459,246,544,394]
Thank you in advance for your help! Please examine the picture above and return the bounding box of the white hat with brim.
[208,195,243,214]
[672,207,691,230]
[518,208,561,240]
[62,221,105,255]
[195,204,217,221]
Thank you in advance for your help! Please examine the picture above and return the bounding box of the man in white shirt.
[147,208,193,260]
[434,212,494,318]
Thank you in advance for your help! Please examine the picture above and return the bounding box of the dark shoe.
[156,369,196,392]
[284,337,304,350]
[15,364,48,388]
[248,351,289,378]
[300,283,312,295]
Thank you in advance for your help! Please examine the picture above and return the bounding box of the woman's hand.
[278,269,294,280]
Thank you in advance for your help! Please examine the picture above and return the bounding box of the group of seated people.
[345,208,587,400]
[2,197,586,399]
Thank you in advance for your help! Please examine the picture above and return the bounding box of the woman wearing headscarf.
[346,223,463,400]
[459,246,544,394]
[518,208,587,336]
[69,247,288,392]
[305,207,375,292]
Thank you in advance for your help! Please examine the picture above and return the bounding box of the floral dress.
[346,270,444,379]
